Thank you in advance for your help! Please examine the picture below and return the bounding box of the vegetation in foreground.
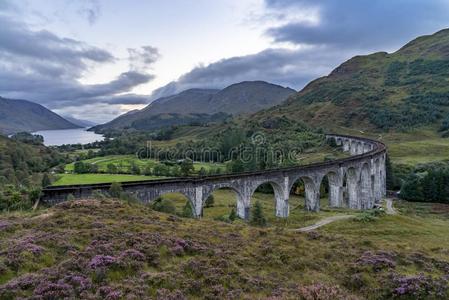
[0,197,448,299]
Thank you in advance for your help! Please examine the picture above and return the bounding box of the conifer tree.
[250,201,266,227]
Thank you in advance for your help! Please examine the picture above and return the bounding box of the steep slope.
[93,81,295,132]
[0,97,80,134]
[250,29,449,135]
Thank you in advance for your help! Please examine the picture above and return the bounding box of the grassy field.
[1,197,448,298]
[65,155,226,174]
[52,174,165,186]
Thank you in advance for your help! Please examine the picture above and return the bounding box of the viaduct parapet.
[42,134,387,219]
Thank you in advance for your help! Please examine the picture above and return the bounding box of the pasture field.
[64,155,226,174]
[52,174,164,186]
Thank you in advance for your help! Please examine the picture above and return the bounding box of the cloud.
[149,46,349,100]
[77,0,101,25]
[0,15,114,79]
[265,0,449,51]
[0,13,157,121]
[128,46,161,72]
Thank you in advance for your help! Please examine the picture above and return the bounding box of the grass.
[64,154,226,173]
[52,174,165,186]
[1,198,449,298]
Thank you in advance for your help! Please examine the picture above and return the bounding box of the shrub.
[205,195,214,208]
[181,201,194,218]
[109,182,123,198]
[152,197,176,214]
[250,201,267,227]
[229,208,237,222]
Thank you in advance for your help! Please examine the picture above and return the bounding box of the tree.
[109,182,123,198]
[152,197,176,214]
[205,194,214,208]
[229,207,237,222]
[74,161,86,174]
[130,163,141,175]
[107,163,118,174]
[198,167,207,176]
[181,200,194,218]
[180,159,194,176]
[143,164,153,176]
[42,173,51,187]
[250,201,267,227]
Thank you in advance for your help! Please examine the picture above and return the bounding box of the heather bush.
[390,273,449,298]
[356,251,396,271]
[298,283,356,300]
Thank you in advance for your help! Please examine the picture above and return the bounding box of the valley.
[1,17,449,299]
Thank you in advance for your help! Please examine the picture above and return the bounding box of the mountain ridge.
[248,28,449,135]
[0,97,80,135]
[92,81,296,132]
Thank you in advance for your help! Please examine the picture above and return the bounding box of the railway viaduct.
[41,134,387,219]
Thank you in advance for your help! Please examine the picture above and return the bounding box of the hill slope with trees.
[250,29,449,135]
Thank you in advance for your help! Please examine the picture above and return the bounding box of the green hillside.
[251,29,449,135]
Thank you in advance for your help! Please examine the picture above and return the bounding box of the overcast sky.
[1,0,449,123]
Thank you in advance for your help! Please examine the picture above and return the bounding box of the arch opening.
[249,181,286,224]
[290,176,320,212]
[202,187,240,222]
[152,192,194,218]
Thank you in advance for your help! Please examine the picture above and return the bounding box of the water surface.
[34,128,104,146]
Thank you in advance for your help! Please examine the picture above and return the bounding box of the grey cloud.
[0,14,157,121]
[77,0,101,25]
[128,46,161,72]
[265,0,449,51]
[0,15,114,79]
[150,46,347,100]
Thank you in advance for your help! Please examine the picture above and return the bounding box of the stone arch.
[289,175,322,212]
[343,139,350,152]
[356,142,363,154]
[250,180,287,218]
[201,185,242,219]
[364,143,371,153]
[154,191,194,216]
[360,163,373,209]
[346,167,360,209]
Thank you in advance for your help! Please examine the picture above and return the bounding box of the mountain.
[250,29,449,136]
[63,116,97,128]
[0,97,80,134]
[93,81,296,132]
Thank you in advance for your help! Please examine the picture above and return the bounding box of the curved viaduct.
[42,134,387,219]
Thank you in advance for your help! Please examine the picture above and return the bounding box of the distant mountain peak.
[0,97,80,135]
[93,81,295,132]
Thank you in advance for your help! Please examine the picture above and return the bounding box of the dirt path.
[385,198,397,215]
[294,215,355,232]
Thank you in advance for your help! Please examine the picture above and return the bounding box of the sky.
[1,0,449,123]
